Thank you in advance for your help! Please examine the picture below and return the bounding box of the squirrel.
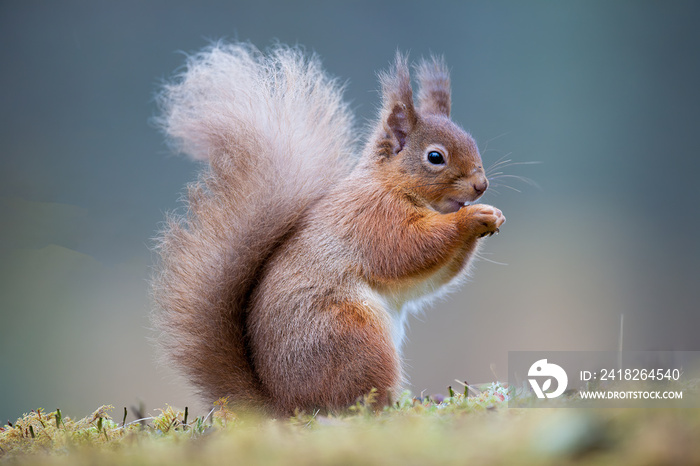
[151,42,505,416]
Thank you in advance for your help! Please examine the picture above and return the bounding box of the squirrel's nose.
[472,178,488,195]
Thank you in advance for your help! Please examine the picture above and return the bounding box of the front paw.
[461,204,506,238]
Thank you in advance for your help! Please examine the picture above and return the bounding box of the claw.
[479,228,500,238]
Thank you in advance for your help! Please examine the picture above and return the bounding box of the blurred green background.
[1,1,699,422]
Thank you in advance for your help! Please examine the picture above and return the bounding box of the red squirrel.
[152,43,505,416]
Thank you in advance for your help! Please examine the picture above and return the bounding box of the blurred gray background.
[1,1,699,422]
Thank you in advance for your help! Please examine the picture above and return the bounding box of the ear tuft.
[415,56,451,117]
[379,52,417,153]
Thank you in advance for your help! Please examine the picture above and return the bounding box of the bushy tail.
[151,42,357,408]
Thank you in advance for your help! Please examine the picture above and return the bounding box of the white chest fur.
[363,259,474,354]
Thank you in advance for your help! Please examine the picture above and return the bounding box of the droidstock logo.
[528,359,568,399]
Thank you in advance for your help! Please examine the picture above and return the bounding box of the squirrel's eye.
[427,151,445,165]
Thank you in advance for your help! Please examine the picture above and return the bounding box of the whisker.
[489,174,540,190]
[479,257,509,266]
[489,183,521,193]
[483,162,507,172]
[487,153,512,165]
[485,153,513,172]
[474,251,509,266]
[486,154,540,168]
[486,160,541,176]
[480,132,511,153]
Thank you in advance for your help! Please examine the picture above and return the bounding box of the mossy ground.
[2,383,699,465]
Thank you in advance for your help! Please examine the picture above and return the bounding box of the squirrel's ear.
[415,56,451,117]
[380,53,417,153]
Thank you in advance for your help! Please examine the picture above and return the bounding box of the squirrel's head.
[374,54,487,214]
